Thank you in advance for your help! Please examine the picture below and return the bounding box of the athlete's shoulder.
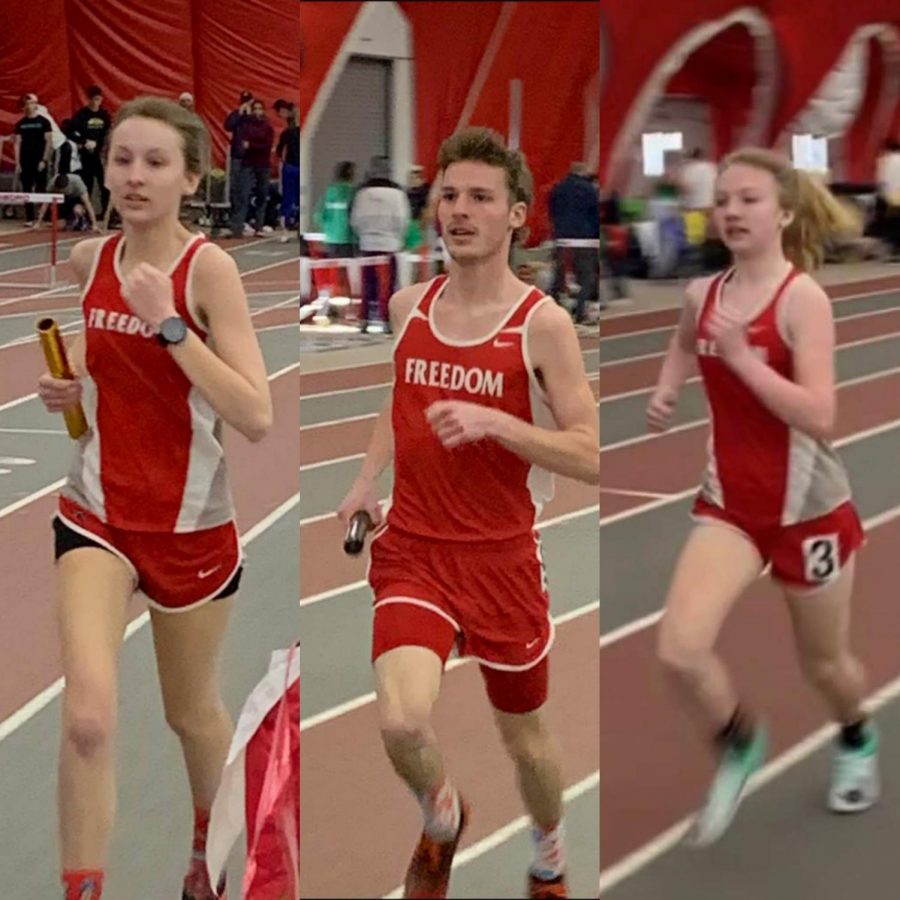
[684,273,719,308]
[528,293,576,337]
[69,236,109,286]
[388,279,437,330]
[781,271,833,332]
[191,238,239,281]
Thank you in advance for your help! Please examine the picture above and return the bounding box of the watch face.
[161,316,187,344]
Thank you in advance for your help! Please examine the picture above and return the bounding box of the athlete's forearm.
[492,414,600,485]
[357,398,394,483]
[168,331,272,441]
[656,335,695,392]
[728,349,835,441]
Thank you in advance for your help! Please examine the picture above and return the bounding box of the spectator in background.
[224,90,253,230]
[273,99,296,123]
[23,92,66,154]
[56,119,82,177]
[35,172,100,232]
[678,147,718,252]
[14,94,53,226]
[876,138,900,259]
[548,161,600,323]
[178,92,195,112]
[71,85,112,217]
[314,161,356,257]
[350,156,410,333]
[276,106,300,243]
[406,164,430,251]
[230,98,274,238]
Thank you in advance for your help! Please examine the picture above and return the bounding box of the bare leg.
[57,549,131,869]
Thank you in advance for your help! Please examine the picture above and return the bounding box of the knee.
[64,701,114,759]
[656,616,709,681]
[801,655,853,691]
[379,702,432,753]
[499,720,555,770]
[164,698,225,742]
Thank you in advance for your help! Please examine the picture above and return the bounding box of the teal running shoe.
[684,724,768,847]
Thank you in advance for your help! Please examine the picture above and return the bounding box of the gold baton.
[36,317,88,440]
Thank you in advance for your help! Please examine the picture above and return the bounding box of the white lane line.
[299,452,365,472]
[0,283,76,308]
[0,491,300,747]
[602,487,676,500]
[0,305,80,320]
[383,770,601,898]
[301,600,599,732]
[299,506,599,607]
[0,428,66,436]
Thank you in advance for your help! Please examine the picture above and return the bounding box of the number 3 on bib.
[802,534,840,584]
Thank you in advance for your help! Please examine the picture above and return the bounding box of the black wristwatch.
[157,316,188,347]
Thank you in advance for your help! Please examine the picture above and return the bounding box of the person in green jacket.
[314,160,356,257]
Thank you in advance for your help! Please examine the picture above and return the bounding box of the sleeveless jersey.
[388,276,556,542]
[62,233,235,532]
[695,268,850,526]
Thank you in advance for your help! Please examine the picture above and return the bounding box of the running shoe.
[829,722,880,812]
[683,723,768,847]
[528,872,568,898]
[403,795,470,898]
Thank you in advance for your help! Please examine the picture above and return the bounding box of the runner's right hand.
[337,477,383,529]
[38,373,82,413]
[646,386,678,433]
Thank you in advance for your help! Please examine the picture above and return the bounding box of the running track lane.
[0,368,298,723]
[599,510,900,871]
[299,609,599,898]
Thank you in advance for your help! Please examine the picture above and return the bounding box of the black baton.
[343,510,374,555]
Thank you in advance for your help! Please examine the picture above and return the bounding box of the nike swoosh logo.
[526,637,540,649]
[198,565,222,579]
[493,339,514,348]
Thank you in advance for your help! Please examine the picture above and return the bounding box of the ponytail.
[783,169,860,271]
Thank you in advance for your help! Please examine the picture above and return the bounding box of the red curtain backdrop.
[1,0,300,167]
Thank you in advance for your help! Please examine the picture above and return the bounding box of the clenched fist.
[38,373,82,413]
[121,263,178,330]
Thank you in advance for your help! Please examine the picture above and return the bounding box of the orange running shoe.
[403,796,470,898]
[528,872,568,899]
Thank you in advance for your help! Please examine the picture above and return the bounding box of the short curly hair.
[438,127,532,244]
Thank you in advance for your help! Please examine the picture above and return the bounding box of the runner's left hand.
[707,307,751,364]
[426,400,504,448]
[121,263,178,330]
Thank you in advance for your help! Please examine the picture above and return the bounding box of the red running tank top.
[62,233,235,532]
[695,268,850,526]
[388,275,556,542]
